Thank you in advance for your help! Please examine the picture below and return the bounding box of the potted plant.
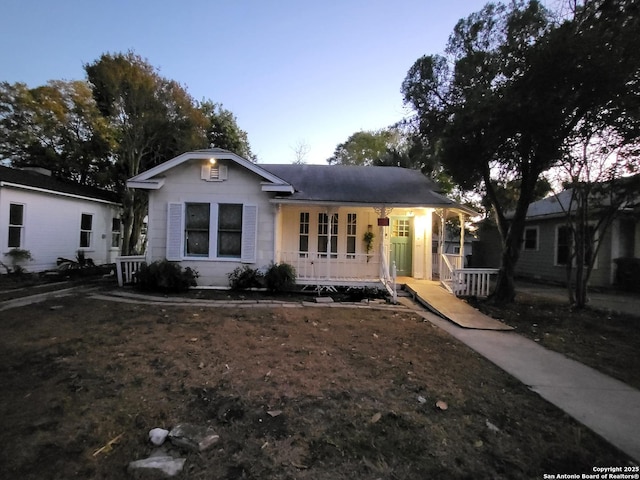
[2,248,33,274]
[363,230,375,258]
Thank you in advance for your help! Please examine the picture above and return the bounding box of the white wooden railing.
[115,255,146,287]
[278,251,380,282]
[451,268,499,297]
[439,253,498,297]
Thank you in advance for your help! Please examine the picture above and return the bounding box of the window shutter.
[219,164,228,180]
[166,203,183,260]
[201,165,210,180]
[241,205,258,263]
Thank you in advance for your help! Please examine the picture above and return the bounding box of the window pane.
[81,214,93,231]
[187,231,209,255]
[9,204,23,225]
[218,232,241,256]
[80,231,91,248]
[299,235,308,252]
[347,236,356,254]
[524,228,537,250]
[185,203,210,256]
[8,226,21,248]
[557,226,570,265]
[219,204,242,230]
[186,203,210,229]
[217,204,242,257]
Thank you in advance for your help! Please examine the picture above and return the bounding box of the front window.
[111,218,121,248]
[80,213,93,248]
[217,203,242,258]
[318,213,338,258]
[347,213,357,257]
[556,226,571,266]
[299,212,309,257]
[185,203,210,256]
[8,203,24,248]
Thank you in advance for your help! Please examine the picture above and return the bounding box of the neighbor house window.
[556,224,597,266]
[217,203,243,258]
[556,225,571,266]
[523,226,538,251]
[299,212,309,257]
[346,213,357,258]
[318,213,338,258]
[185,203,210,256]
[80,213,93,248]
[111,218,121,248]
[8,203,24,248]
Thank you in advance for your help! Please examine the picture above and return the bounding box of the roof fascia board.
[270,198,476,214]
[129,150,293,189]
[260,183,295,193]
[0,181,121,206]
[126,179,165,190]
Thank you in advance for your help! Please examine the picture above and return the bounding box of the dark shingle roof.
[0,165,120,203]
[260,164,458,207]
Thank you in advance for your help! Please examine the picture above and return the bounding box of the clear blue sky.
[2,0,490,164]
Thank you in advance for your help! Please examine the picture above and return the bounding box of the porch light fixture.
[209,158,217,165]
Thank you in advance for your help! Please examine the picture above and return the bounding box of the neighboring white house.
[126,148,475,289]
[0,165,122,273]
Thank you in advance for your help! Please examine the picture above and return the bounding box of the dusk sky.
[2,0,491,164]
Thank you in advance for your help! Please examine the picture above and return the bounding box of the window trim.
[8,202,25,249]
[555,223,599,268]
[523,226,539,251]
[79,212,94,249]
[166,202,257,263]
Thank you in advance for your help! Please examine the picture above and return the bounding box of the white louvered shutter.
[241,205,257,263]
[166,203,183,260]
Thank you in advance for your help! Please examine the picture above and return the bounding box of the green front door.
[390,217,412,276]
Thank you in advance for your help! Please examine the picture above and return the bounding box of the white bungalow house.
[124,149,481,293]
[0,165,122,273]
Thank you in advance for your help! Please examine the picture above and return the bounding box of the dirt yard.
[0,286,635,479]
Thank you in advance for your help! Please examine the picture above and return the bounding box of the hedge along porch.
[125,149,475,289]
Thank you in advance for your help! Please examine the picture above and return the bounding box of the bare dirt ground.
[0,283,636,479]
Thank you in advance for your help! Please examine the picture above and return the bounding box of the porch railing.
[439,253,498,298]
[278,251,380,282]
[115,255,146,287]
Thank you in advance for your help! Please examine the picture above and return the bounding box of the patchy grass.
[0,291,634,479]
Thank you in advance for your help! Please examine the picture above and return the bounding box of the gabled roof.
[0,165,120,204]
[127,149,475,214]
[261,164,473,211]
[127,148,294,193]
[523,175,640,220]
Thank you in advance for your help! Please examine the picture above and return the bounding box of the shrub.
[228,265,264,290]
[264,263,296,292]
[135,259,198,293]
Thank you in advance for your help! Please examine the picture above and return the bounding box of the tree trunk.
[492,249,517,303]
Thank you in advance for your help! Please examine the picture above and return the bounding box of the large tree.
[85,51,208,254]
[403,0,640,303]
[0,80,114,187]
[200,100,256,161]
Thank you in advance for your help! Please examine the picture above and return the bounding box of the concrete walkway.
[398,287,640,463]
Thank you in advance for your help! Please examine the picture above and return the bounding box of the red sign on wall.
[377,218,389,227]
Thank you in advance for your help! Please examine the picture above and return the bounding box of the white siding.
[147,160,276,286]
[0,187,119,273]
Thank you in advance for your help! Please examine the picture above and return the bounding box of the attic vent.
[201,164,228,182]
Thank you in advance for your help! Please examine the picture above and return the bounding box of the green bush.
[228,265,264,290]
[264,263,296,292]
[135,259,198,293]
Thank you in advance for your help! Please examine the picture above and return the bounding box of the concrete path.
[399,296,640,463]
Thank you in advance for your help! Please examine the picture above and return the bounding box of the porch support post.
[459,212,465,265]
[273,204,282,264]
[439,209,446,275]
